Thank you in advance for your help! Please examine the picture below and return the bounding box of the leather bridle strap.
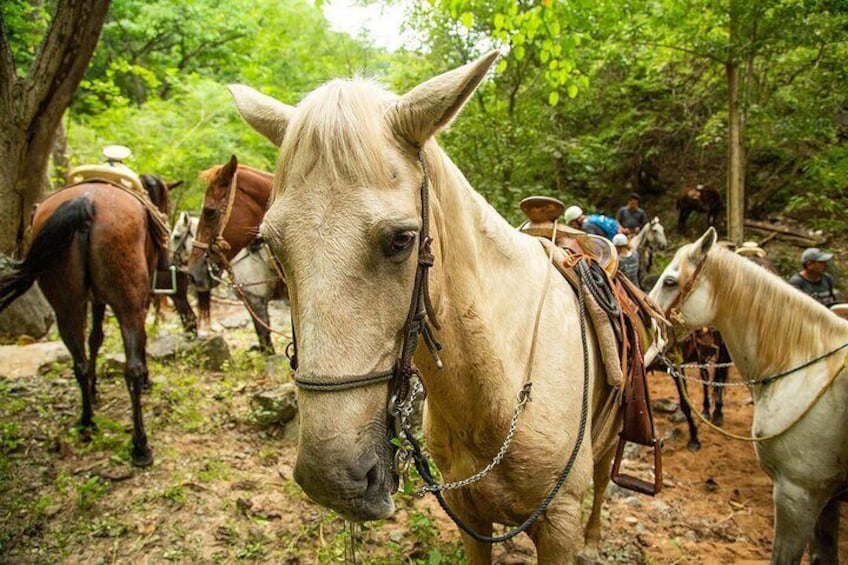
[291,149,441,392]
[191,168,239,257]
[665,255,707,321]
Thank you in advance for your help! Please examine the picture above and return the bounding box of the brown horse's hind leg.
[119,319,153,467]
[88,301,107,403]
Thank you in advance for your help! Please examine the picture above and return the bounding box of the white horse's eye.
[663,277,678,287]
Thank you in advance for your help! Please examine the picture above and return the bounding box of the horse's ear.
[228,84,294,147]
[690,227,718,263]
[220,155,238,184]
[390,50,500,146]
[166,180,183,191]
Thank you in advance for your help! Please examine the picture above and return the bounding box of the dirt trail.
[0,300,845,563]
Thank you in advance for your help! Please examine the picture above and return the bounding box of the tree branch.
[632,40,727,65]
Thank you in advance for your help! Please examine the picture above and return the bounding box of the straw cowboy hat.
[736,241,767,258]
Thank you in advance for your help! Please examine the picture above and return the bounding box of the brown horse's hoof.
[687,440,702,452]
[132,447,154,467]
[711,413,724,426]
[74,420,97,442]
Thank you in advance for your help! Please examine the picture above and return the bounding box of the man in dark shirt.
[787,247,839,307]
[616,193,648,235]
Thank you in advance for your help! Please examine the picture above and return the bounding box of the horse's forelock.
[277,79,397,192]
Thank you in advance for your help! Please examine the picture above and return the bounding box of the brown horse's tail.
[0,197,95,313]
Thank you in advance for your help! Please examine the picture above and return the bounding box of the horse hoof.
[576,548,602,565]
[711,413,724,426]
[687,440,701,452]
[132,448,154,468]
[74,420,97,442]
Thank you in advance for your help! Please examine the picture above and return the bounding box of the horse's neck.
[420,152,558,425]
[709,253,847,381]
[630,228,647,250]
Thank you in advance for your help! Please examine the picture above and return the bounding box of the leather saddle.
[519,195,664,496]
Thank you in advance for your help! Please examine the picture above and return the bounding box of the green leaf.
[567,84,579,99]
[496,59,508,73]
[494,13,505,30]
[548,91,560,106]
[460,11,474,28]
[514,45,525,62]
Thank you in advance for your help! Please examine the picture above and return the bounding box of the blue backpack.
[585,214,621,240]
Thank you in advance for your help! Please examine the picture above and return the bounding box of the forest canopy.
[7,0,848,229]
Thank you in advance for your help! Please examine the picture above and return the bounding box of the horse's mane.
[704,246,846,372]
[276,78,396,194]
[199,164,273,183]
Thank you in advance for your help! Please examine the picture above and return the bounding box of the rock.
[0,341,69,378]
[147,334,230,370]
[264,354,292,381]
[650,500,671,514]
[652,397,679,413]
[623,496,643,508]
[0,255,54,339]
[199,335,230,371]
[624,516,639,524]
[277,464,293,481]
[100,354,126,377]
[251,384,298,427]
[220,314,249,329]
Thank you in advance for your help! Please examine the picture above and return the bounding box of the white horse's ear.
[390,50,500,146]
[228,84,295,147]
[690,227,718,263]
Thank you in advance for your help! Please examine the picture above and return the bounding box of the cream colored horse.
[229,52,619,562]
[650,228,848,565]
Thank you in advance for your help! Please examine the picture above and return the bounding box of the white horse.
[650,228,848,564]
[170,212,279,353]
[628,216,667,287]
[229,52,620,562]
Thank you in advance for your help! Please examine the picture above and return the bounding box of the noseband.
[289,150,442,431]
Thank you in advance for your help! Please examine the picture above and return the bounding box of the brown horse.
[676,185,721,231]
[0,178,173,467]
[186,156,282,353]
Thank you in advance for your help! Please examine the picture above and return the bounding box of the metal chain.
[659,352,751,387]
[415,383,532,495]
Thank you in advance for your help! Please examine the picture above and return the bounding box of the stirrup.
[152,265,178,296]
[610,435,663,496]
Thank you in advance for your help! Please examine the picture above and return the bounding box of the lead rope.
[406,258,591,544]
[668,348,847,442]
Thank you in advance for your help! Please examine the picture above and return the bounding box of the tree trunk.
[0,1,111,256]
[725,1,745,244]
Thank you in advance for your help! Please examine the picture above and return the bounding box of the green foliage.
[1,0,50,76]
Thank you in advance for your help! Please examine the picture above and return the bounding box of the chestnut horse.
[0,178,174,466]
[676,185,721,231]
[229,52,621,562]
[186,157,282,353]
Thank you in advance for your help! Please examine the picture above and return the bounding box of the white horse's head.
[229,52,499,521]
[645,216,667,249]
[170,211,197,263]
[649,227,717,328]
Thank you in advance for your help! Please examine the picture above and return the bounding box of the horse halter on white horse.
[289,150,443,402]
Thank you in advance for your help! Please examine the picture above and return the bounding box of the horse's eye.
[202,207,218,221]
[384,230,417,262]
[663,277,678,287]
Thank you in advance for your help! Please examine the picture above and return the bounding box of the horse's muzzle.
[293,444,396,521]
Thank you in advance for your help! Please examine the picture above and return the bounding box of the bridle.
[290,150,443,411]
[664,252,708,325]
[191,168,240,265]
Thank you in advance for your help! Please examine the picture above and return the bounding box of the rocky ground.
[0,297,845,564]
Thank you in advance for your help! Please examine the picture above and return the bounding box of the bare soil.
[0,298,845,564]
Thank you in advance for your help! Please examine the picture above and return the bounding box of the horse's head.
[187,156,240,290]
[170,211,197,266]
[646,216,667,249]
[649,227,718,328]
[140,174,182,218]
[228,51,498,521]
